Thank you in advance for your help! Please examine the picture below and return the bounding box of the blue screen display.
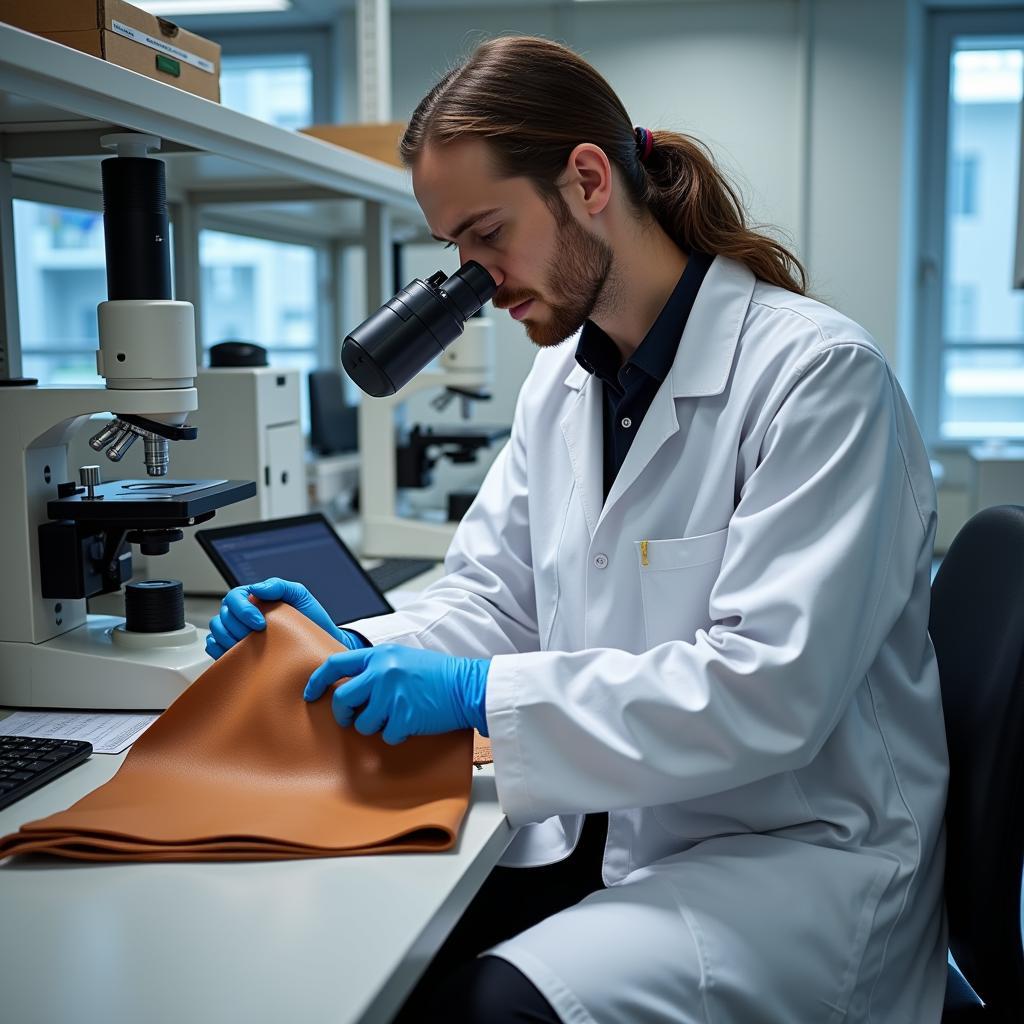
[207,520,391,624]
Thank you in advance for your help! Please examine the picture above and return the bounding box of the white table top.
[1,546,510,1022]
[0,751,512,1024]
[0,749,512,1019]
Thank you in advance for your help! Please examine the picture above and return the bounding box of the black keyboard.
[367,557,438,594]
[0,736,93,811]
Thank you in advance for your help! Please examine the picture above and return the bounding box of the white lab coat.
[346,255,949,1023]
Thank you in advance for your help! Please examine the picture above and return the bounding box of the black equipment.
[341,261,496,397]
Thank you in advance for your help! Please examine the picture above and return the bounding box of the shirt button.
[620,416,632,429]
[593,554,609,569]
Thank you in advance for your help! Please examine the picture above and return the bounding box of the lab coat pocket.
[637,528,729,648]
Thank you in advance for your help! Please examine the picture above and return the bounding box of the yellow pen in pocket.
[640,539,649,567]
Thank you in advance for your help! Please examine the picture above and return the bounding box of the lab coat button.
[593,553,609,569]
[621,416,632,428]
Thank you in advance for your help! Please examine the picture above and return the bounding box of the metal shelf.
[0,21,427,371]
[0,22,421,234]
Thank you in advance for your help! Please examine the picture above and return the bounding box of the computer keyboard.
[367,557,439,593]
[0,736,93,811]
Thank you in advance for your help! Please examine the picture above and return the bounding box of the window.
[221,52,313,130]
[920,15,1024,444]
[203,29,330,128]
[945,283,976,341]
[13,200,107,386]
[940,47,1024,439]
[199,229,320,428]
[949,154,979,217]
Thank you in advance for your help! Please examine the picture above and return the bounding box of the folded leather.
[0,602,473,861]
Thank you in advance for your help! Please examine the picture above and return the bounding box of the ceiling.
[170,0,690,32]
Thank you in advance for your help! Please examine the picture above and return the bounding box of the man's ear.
[563,143,612,218]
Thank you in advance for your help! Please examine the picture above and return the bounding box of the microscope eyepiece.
[341,260,496,397]
[439,261,496,320]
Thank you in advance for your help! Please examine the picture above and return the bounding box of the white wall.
[337,0,918,423]
[806,0,912,365]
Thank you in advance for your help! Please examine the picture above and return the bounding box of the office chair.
[309,369,358,456]
[929,505,1024,1021]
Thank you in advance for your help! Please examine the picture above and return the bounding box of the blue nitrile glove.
[303,644,490,746]
[205,577,369,660]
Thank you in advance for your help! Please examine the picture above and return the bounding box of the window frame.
[917,6,1024,449]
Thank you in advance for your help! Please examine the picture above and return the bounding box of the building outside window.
[13,33,325,417]
[199,229,320,429]
[14,200,107,386]
[197,34,328,430]
[937,45,1024,440]
[220,51,313,130]
[949,153,979,218]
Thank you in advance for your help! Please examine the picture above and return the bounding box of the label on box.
[111,19,215,74]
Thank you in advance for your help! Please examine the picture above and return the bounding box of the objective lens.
[106,426,139,462]
[143,435,169,476]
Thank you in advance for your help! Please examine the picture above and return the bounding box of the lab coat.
[346,255,949,1023]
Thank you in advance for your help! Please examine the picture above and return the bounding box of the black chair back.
[309,369,358,456]
[929,505,1024,1015]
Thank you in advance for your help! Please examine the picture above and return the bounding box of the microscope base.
[0,616,210,710]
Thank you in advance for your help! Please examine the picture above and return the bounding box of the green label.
[155,54,181,78]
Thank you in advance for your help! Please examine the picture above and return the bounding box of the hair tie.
[634,126,654,164]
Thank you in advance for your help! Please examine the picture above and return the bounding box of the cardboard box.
[2,0,221,103]
[299,123,407,168]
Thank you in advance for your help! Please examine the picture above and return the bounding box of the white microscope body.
[142,362,307,595]
[358,315,495,559]
[0,135,251,710]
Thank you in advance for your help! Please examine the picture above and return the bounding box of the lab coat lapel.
[598,256,755,526]
[560,364,604,538]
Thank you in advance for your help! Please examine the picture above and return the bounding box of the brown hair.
[400,36,806,295]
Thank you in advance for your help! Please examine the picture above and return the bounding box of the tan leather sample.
[473,735,493,766]
[0,602,473,861]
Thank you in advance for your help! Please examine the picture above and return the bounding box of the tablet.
[196,513,392,624]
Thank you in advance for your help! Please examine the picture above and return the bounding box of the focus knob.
[124,580,185,633]
[79,465,101,500]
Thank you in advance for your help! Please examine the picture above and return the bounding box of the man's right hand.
[205,578,367,660]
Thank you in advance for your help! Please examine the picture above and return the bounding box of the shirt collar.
[574,250,712,387]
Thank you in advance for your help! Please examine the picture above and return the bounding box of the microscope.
[0,134,254,710]
[343,263,506,558]
[356,312,508,559]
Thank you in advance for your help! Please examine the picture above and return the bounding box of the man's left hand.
[304,644,490,745]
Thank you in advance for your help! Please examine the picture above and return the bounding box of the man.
[208,36,948,1024]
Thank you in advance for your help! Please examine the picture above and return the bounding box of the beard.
[495,213,615,348]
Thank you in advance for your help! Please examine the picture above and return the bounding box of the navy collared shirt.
[574,251,712,501]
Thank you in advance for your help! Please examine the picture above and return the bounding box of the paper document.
[0,710,159,754]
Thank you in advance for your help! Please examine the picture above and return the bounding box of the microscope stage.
[48,479,257,524]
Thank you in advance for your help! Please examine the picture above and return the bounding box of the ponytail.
[639,130,806,293]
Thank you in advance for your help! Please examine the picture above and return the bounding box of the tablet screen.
[202,517,391,624]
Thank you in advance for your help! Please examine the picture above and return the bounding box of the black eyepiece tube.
[341,261,496,397]
[101,156,172,301]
